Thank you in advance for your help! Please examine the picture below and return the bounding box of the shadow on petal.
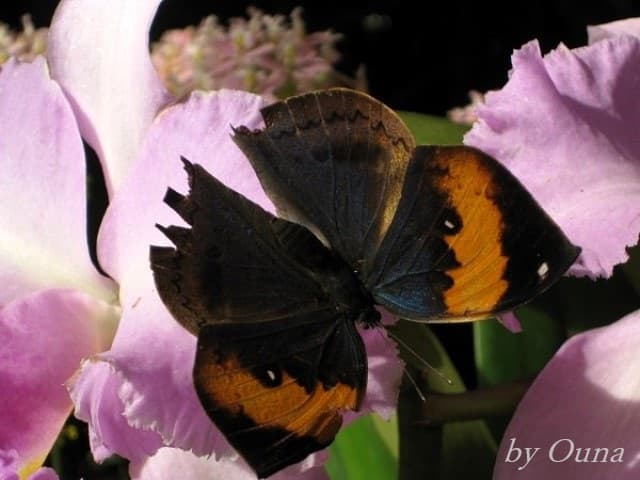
[494,310,640,479]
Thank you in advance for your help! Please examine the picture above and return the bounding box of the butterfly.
[149,88,580,478]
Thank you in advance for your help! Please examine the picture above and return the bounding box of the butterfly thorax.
[319,259,381,329]
[276,216,381,329]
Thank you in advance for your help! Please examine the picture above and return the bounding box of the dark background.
[2,0,639,116]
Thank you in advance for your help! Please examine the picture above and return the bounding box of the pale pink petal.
[0,289,117,473]
[130,447,328,480]
[0,450,56,480]
[356,310,404,420]
[69,359,164,462]
[105,290,225,456]
[27,468,58,480]
[69,287,226,461]
[0,58,113,305]
[0,450,19,480]
[97,89,268,300]
[497,312,523,333]
[70,90,281,461]
[48,0,172,195]
[130,448,250,480]
[274,450,328,480]
[494,309,640,479]
[588,18,640,43]
[465,38,640,278]
[70,288,324,462]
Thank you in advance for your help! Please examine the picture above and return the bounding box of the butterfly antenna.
[402,367,427,402]
[383,327,453,386]
[375,328,427,402]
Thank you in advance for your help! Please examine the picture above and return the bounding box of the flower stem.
[414,378,531,426]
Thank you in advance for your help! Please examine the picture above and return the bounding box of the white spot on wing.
[537,261,549,279]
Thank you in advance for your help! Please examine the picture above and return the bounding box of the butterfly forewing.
[368,146,580,320]
[233,88,415,276]
[150,160,333,332]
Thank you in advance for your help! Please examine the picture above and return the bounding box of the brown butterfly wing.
[194,319,363,478]
[367,146,580,320]
[232,88,415,276]
[150,160,366,477]
[150,159,340,334]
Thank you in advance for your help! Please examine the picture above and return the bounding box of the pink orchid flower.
[0,1,402,479]
[465,18,640,479]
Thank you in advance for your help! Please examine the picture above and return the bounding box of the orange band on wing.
[195,352,359,442]
[434,148,509,316]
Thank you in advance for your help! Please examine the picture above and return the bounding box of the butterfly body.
[150,88,580,478]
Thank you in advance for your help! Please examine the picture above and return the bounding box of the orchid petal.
[494,309,640,479]
[68,359,164,462]
[497,312,523,333]
[97,89,268,300]
[0,289,117,473]
[356,310,404,420]
[69,292,230,462]
[0,449,58,480]
[588,18,640,43]
[27,468,58,480]
[71,90,275,461]
[130,447,328,480]
[48,0,172,195]
[105,291,226,457]
[130,448,251,480]
[0,58,114,305]
[0,450,20,480]
[465,38,640,278]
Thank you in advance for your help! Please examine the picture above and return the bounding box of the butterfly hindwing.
[367,145,580,320]
[150,159,367,477]
[194,316,364,478]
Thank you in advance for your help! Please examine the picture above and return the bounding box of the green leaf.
[473,307,565,440]
[440,421,497,480]
[372,413,400,458]
[474,310,564,388]
[327,414,398,480]
[398,111,468,145]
